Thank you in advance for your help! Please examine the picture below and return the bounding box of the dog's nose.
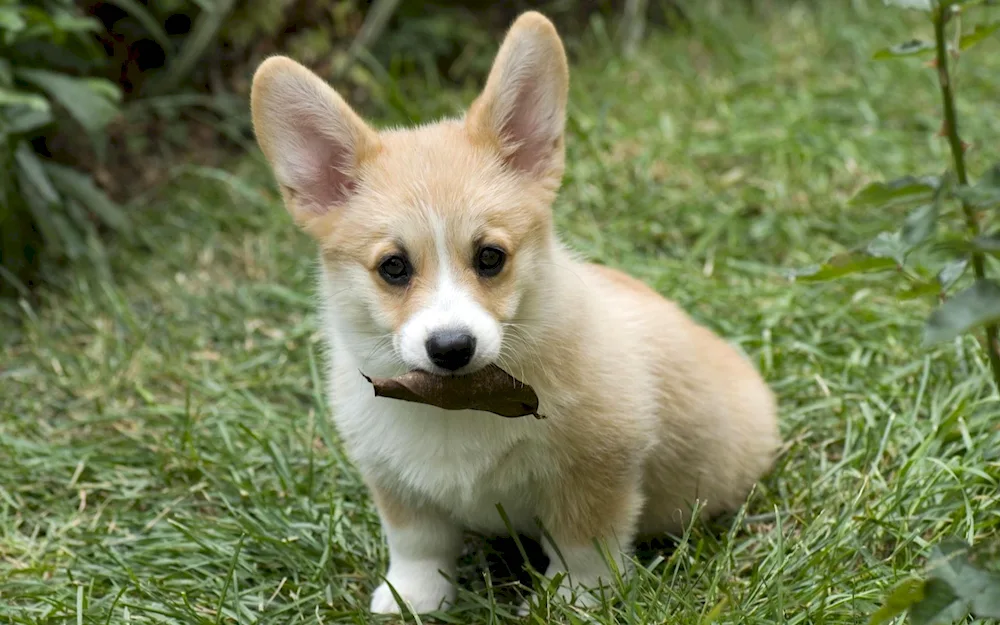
[426,330,476,371]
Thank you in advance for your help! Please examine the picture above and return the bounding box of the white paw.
[370,569,456,615]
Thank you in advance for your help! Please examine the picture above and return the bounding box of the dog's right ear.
[466,12,569,184]
[251,57,380,227]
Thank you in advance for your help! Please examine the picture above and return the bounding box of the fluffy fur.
[251,11,780,615]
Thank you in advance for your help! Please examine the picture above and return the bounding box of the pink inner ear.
[498,77,558,175]
[290,130,359,214]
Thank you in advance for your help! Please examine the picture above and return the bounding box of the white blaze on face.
[395,214,502,374]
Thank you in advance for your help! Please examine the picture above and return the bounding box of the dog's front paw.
[370,569,456,615]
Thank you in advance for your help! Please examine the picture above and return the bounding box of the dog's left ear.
[466,12,569,182]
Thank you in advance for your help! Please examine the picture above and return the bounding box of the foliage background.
[0,0,686,295]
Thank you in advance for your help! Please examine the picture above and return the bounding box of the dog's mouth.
[421,359,495,378]
[360,365,544,419]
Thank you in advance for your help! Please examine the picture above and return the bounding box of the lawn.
[3,2,1000,624]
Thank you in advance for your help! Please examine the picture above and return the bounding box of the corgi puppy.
[250,11,780,615]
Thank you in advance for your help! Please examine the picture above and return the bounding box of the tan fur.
[369,480,419,528]
[251,10,780,613]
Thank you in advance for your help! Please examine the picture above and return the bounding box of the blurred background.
[0,0,691,294]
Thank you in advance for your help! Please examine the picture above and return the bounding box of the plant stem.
[933,3,1000,392]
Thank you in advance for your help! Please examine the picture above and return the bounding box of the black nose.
[426,330,476,371]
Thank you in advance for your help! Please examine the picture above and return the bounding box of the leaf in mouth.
[360,364,544,419]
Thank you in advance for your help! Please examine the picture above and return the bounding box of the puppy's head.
[251,12,568,376]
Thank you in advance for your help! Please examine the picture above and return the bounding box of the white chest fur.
[330,360,551,535]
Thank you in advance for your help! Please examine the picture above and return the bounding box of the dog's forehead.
[330,119,551,260]
[363,124,519,223]
[375,124,501,192]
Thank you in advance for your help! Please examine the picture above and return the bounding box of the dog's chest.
[334,377,548,534]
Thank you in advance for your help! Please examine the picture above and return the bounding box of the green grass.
[3,1,1000,623]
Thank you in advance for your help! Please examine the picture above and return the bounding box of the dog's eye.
[378,255,411,286]
[476,247,506,277]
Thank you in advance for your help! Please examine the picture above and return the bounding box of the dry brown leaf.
[361,365,544,419]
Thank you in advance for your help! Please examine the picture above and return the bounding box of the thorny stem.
[933,2,1000,392]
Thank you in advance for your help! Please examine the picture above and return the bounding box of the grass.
[3,1,1000,623]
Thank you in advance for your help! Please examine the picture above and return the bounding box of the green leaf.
[868,231,909,264]
[955,162,1000,208]
[83,78,122,103]
[902,203,938,247]
[16,7,58,41]
[926,539,973,588]
[49,10,103,36]
[4,105,53,135]
[14,156,67,255]
[0,87,49,110]
[933,232,1000,259]
[14,141,58,204]
[909,578,968,625]
[869,579,925,625]
[873,39,935,59]
[973,576,1000,617]
[46,209,86,259]
[850,176,938,208]
[792,253,897,282]
[1,86,54,135]
[968,570,1000,617]
[902,174,949,248]
[970,235,1000,257]
[938,259,968,289]
[14,69,120,134]
[0,7,26,38]
[922,539,1000,619]
[975,162,999,186]
[898,280,941,300]
[923,280,1000,345]
[959,21,1000,51]
[956,187,1000,209]
[44,162,131,237]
